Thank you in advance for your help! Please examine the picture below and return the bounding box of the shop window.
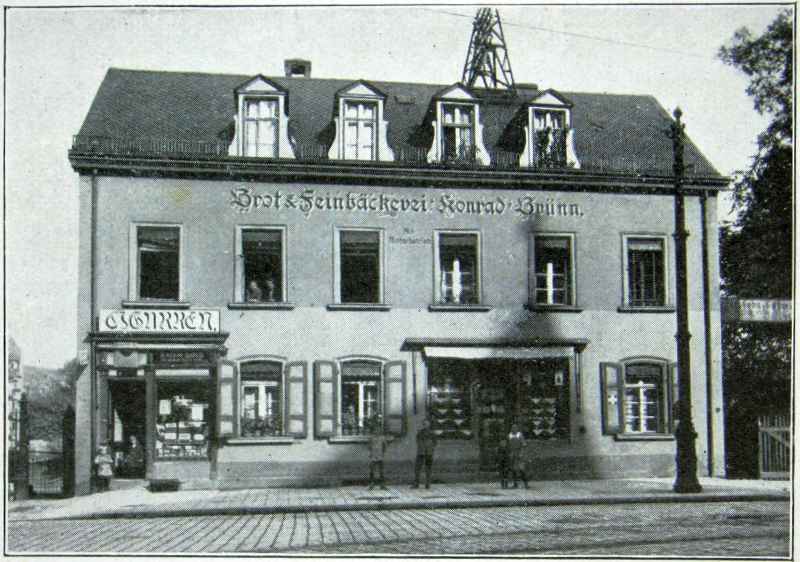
[134,225,180,301]
[532,234,574,306]
[441,104,475,163]
[155,378,209,460]
[340,360,382,435]
[624,236,667,307]
[343,101,377,160]
[239,361,283,437]
[435,231,480,305]
[336,229,383,304]
[428,368,473,440]
[601,359,675,437]
[243,98,279,157]
[237,227,285,303]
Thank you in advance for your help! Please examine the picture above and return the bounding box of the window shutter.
[600,362,623,435]
[313,361,339,438]
[217,360,238,439]
[284,362,308,438]
[383,360,407,436]
[667,362,678,433]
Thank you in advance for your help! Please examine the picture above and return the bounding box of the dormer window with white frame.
[329,81,394,162]
[427,84,490,165]
[520,89,580,169]
[230,75,295,159]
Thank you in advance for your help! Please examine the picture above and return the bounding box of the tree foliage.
[717,9,793,477]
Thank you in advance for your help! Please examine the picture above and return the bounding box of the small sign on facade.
[99,308,221,334]
[724,298,792,323]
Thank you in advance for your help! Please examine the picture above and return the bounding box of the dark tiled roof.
[77,68,721,177]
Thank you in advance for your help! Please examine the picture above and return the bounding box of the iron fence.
[29,450,63,496]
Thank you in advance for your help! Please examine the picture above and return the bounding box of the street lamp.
[670,108,702,493]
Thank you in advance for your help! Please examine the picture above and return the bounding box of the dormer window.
[329,81,394,162]
[230,75,295,159]
[344,101,377,160]
[442,104,474,162]
[520,89,580,169]
[244,99,279,157]
[427,84,490,165]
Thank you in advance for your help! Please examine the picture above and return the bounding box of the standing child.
[507,424,528,489]
[368,418,389,490]
[94,443,114,492]
[497,439,510,489]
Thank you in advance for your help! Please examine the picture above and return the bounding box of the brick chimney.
[284,59,311,78]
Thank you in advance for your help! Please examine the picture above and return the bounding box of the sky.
[4,3,789,368]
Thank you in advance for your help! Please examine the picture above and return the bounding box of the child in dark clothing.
[497,439,510,489]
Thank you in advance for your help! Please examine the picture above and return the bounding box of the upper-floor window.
[236,226,286,303]
[441,104,475,162]
[243,99,279,158]
[520,90,579,169]
[335,228,383,304]
[435,231,480,305]
[240,360,284,437]
[532,234,575,306]
[343,101,377,160]
[532,109,567,165]
[624,235,667,308]
[132,224,181,301]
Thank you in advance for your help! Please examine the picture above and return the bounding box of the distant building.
[69,56,727,494]
[7,336,23,450]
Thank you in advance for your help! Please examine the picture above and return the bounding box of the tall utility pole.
[461,8,516,91]
[670,108,703,493]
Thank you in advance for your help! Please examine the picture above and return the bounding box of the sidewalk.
[8,477,789,522]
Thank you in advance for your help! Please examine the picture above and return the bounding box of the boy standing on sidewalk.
[368,419,389,490]
[411,418,437,489]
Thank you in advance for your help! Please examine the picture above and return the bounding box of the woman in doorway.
[120,435,145,478]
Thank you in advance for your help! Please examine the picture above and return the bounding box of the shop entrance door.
[108,380,147,479]
[476,362,514,471]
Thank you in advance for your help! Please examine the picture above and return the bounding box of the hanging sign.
[99,308,220,334]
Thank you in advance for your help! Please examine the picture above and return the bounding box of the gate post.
[62,406,76,497]
[13,393,30,500]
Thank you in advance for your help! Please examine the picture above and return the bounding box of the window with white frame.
[340,360,382,435]
[135,225,180,300]
[239,361,283,437]
[532,109,567,165]
[624,236,667,307]
[441,104,475,162]
[336,229,383,304]
[600,359,674,437]
[343,101,377,160]
[435,232,480,305]
[532,234,574,306]
[243,98,279,158]
[238,227,285,303]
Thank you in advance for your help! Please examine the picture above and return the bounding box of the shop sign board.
[724,298,791,323]
[99,308,220,333]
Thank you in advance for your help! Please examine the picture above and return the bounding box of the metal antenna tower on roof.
[461,8,516,91]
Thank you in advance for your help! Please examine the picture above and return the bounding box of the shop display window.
[240,228,284,303]
[341,360,382,435]
[427,368,473,440]
[514,362,571,440]
[239,360,283,436]
[155,380,209,460]
[435,232,480,305]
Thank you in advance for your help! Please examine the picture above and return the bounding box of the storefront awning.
[402,337,589,356]
[423,346,574,360]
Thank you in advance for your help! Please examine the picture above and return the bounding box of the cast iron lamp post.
[670,108,703,493]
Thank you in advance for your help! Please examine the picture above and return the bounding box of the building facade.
[70,62,727,494]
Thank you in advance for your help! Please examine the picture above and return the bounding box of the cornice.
[68,151,729,194]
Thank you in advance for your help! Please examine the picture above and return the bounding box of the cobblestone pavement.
[7,501,789,556]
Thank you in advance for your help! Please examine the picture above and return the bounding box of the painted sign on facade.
[229,186,585,219]
[99,309,221,333]
[738,299,791,323]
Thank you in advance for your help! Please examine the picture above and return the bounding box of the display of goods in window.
[428,379,472,439]
[519,378,567,440]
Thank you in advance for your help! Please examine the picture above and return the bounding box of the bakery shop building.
[69,60,727,494]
